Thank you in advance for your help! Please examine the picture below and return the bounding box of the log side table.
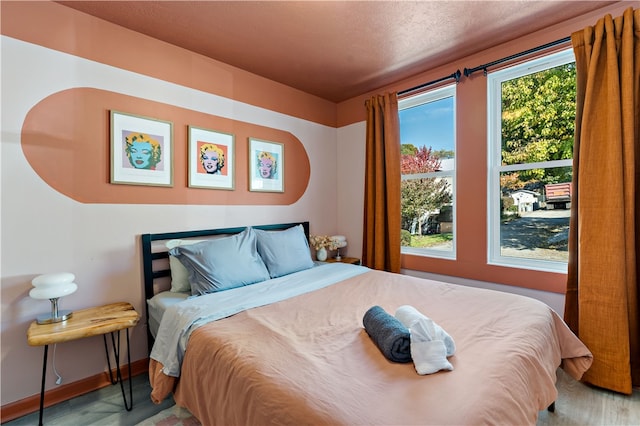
[27,302,140,425]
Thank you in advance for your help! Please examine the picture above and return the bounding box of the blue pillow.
[254,225,314,278]
[169,227,270,296]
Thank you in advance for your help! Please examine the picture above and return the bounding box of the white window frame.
[399,84,456,260]
[487,49,575,272]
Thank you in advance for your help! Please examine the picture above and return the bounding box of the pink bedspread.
[150,270,592,425]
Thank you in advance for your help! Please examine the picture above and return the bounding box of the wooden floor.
[4,368,639,425]
[2,374,174,426]
[537,369,640,425]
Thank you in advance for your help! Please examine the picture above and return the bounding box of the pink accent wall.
[22,88,309,205]
[335,2,633,294]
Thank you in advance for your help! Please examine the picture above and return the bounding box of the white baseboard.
[401,269,566,315]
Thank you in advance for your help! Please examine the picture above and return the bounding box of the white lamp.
[332,235,347,261]
[30,272,78,324]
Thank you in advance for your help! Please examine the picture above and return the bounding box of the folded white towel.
[411,340,454,375]
[395,305,456,357]
[404,313,454,374]
[395,305,456,375]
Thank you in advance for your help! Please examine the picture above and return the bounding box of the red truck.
[544,182,572,209]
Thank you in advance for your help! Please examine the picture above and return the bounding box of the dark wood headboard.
[140,221,309,351]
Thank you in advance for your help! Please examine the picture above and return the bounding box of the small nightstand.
[325,257,361,265]
[27,302,140,426]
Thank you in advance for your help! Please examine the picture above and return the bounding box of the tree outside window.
[488,49,575,271]
[399,85,456,258]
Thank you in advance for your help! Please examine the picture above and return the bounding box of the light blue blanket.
[151,262,369,377]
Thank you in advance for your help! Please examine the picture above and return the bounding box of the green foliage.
[501,196,515,211]
[501,63,576,191]
[500,196,521,219]
[400,146,451,232]
[432,149,455,159]
[401,178,451,231]
[401,144,418,155]
[400,229,412,246]
[409,233,453,248]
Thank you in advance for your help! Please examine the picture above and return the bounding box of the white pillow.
[166,239,204,292]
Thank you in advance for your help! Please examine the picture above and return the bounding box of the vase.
[316,247,327,261]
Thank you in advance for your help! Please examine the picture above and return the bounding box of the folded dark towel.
[363,305,412,363]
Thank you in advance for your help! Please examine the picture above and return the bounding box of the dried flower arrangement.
[309,235,339,250]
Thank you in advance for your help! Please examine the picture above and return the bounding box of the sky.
[399,96,455,153]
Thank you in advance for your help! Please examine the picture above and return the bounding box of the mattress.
[147,291,190,338]
[149,263,592,425]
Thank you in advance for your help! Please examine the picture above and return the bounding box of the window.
[399,85,456,259]
[487,49,575,272]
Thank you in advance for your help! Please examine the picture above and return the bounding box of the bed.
[141,221,593,425]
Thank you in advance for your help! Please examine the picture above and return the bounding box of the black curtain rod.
[463,36,571,77]
[398,69,461,96]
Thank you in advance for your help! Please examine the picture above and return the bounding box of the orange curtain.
[362,93,401,273]
[565,7,639,394]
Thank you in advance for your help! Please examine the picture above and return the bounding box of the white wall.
[0,36,338,405]
[402,270,565,315]
[336,122,366,259]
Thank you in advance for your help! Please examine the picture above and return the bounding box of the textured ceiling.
[56,1,617,102]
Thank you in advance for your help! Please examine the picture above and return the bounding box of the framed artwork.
[110,110,173,186]
[249,138,284,193]
[188,126,235,190]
